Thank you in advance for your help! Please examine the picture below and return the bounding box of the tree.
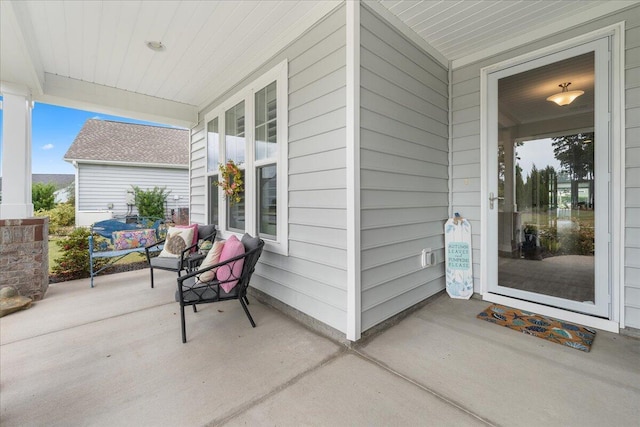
[542,165,557,211]
[528,165,541,212]
[521,164,557,217]
[515,164,526,210]
[32,182,56,211]
[552,133,594,208]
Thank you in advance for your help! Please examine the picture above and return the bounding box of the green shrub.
[560,222,594,256]
[35,203,75,235]
[50,203,75,226]
[52,228,106,280]
[539,225,561,255]
[131,185,169,220]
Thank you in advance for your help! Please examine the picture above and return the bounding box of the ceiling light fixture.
[146,41,165,52]
[546,82,584,106]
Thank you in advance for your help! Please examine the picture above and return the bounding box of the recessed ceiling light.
[146,41,165,52]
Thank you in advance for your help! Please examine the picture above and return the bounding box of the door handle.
[489,192,504,209]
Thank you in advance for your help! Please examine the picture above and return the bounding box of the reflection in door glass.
[498,133,595,303]
[496,52,596,305]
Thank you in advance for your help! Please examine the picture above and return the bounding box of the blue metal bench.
[89,217,165,287]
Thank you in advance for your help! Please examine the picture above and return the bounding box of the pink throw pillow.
[176,224,198,252]
[216,235,245,293]
[196,240,225,283]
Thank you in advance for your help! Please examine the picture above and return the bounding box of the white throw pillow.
[158,227,195,258]
[196,240,225,283]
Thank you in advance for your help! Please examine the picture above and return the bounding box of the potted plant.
[522,224,542,260]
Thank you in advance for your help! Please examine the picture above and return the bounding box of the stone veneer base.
[0,217,49,300]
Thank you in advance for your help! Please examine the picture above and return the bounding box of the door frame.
[479,23,625,333]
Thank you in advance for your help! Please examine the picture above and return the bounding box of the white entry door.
[485,37,610,318]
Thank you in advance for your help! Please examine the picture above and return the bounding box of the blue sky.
[0,100,165,175]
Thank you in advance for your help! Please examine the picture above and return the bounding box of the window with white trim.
[205,60,288,254]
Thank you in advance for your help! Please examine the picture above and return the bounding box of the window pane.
[255,81,277,162]
[255,89,266,125]
[257,164,277,237]
[227,187,245,232]
[207,117,219,172]
[225,101,245,165]
[208,175,219,226]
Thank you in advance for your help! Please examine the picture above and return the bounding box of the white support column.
[1,82,34,219]
[346,0,361,341]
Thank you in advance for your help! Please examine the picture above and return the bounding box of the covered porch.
[1,268,638,426]
[2,0,640,341]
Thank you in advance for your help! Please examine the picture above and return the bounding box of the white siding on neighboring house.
[450,5,640,330]
[54,188,70,204]
[191,5,348,333]
[359,5,449,331]
[77,163,189,219]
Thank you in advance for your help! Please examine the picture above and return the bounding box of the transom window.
[205,60,288,254]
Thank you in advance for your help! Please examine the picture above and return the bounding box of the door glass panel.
[497,52,596,305]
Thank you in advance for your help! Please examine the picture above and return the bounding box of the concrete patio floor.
[1,268,639,426]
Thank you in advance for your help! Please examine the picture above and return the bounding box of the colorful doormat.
[477,304,596,352]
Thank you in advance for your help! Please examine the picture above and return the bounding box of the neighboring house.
[34,174,75,204]
[2,1,639,344]
[63,119,189,226]
[0,174,74,204]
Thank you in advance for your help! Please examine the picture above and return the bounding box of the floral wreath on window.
[214,160,244,205]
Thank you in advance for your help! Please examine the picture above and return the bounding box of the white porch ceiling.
[377,0,636,64]
[1,0,637,126]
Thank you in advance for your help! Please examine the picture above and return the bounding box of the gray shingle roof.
[33,174,75,188]
[0,174,74,191]
[64,119,189,166]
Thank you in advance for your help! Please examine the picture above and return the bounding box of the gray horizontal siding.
[626,10,640,329]
[450,4,640,329]
[190,124,206,224]
[360,4,449,332]
[77,163,188,218]
[192,5,348,334]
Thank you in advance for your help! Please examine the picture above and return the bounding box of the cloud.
[91,115,102,120]
[42,144,54,150]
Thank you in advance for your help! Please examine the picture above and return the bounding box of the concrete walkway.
[1,269,639,426]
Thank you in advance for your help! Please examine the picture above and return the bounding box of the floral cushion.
[112,229,157,250]
[93,235,114,252]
